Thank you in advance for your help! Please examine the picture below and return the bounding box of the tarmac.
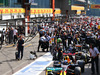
[0,33,100,75]
[0,33,47,75]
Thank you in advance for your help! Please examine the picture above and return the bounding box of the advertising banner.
[0,8,61,14]
[91,4,100,9]
[71,5,84,10]
[0,8,25,14]
[30,8,53,14]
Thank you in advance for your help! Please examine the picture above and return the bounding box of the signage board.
[0,8,25,14]
[30,14,35,18]
[0,8,61,15]
[50,14,53,17]
[91,4,100,9]
[2,15,11,20]
[30,8,53,14]
[13,15,19,19]
[20,14,24,18]
[71,5,84,10]
[76,0,86,2]
[55,9,61,14]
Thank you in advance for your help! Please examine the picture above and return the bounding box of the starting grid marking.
[13,52,53,75]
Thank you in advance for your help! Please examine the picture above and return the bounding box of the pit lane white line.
[13,52,53,75]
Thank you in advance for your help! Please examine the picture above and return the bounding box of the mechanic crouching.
[40,32,51,52]
[37,29,46,52]
[40,33,47,52]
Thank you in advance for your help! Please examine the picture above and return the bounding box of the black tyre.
[48,71,53,75]
[81,53,87,63]
[78,60,85,73]
[75,67,81,75]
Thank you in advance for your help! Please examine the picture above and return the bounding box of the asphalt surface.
[0,34,46,75]
[0,33,100,75]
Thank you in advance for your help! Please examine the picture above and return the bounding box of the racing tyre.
[75,67,81,75]
[78,60,85,73]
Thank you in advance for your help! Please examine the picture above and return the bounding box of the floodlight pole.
[23,0,30,36]
[52,0,55,21]
[25,7,30,36]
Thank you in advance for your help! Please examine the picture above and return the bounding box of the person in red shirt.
[89,22,93,27]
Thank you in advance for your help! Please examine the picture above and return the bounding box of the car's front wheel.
[75,67,81,75]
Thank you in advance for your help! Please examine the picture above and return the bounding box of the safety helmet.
[65,56,69,60]
[57,38,62,43]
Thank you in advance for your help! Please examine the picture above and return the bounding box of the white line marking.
[13,52,53,75]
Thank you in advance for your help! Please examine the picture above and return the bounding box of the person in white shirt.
[49,26,52,36]
[89,44,99,74]
[40,34,47,52]
[13,28,18,45]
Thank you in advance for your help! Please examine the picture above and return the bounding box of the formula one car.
[75,44,90,64]
[63,49,85,73]
[46,67,63,75]
[53,60,81,75]
[63,44,91,73]
[62,60,81,75]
